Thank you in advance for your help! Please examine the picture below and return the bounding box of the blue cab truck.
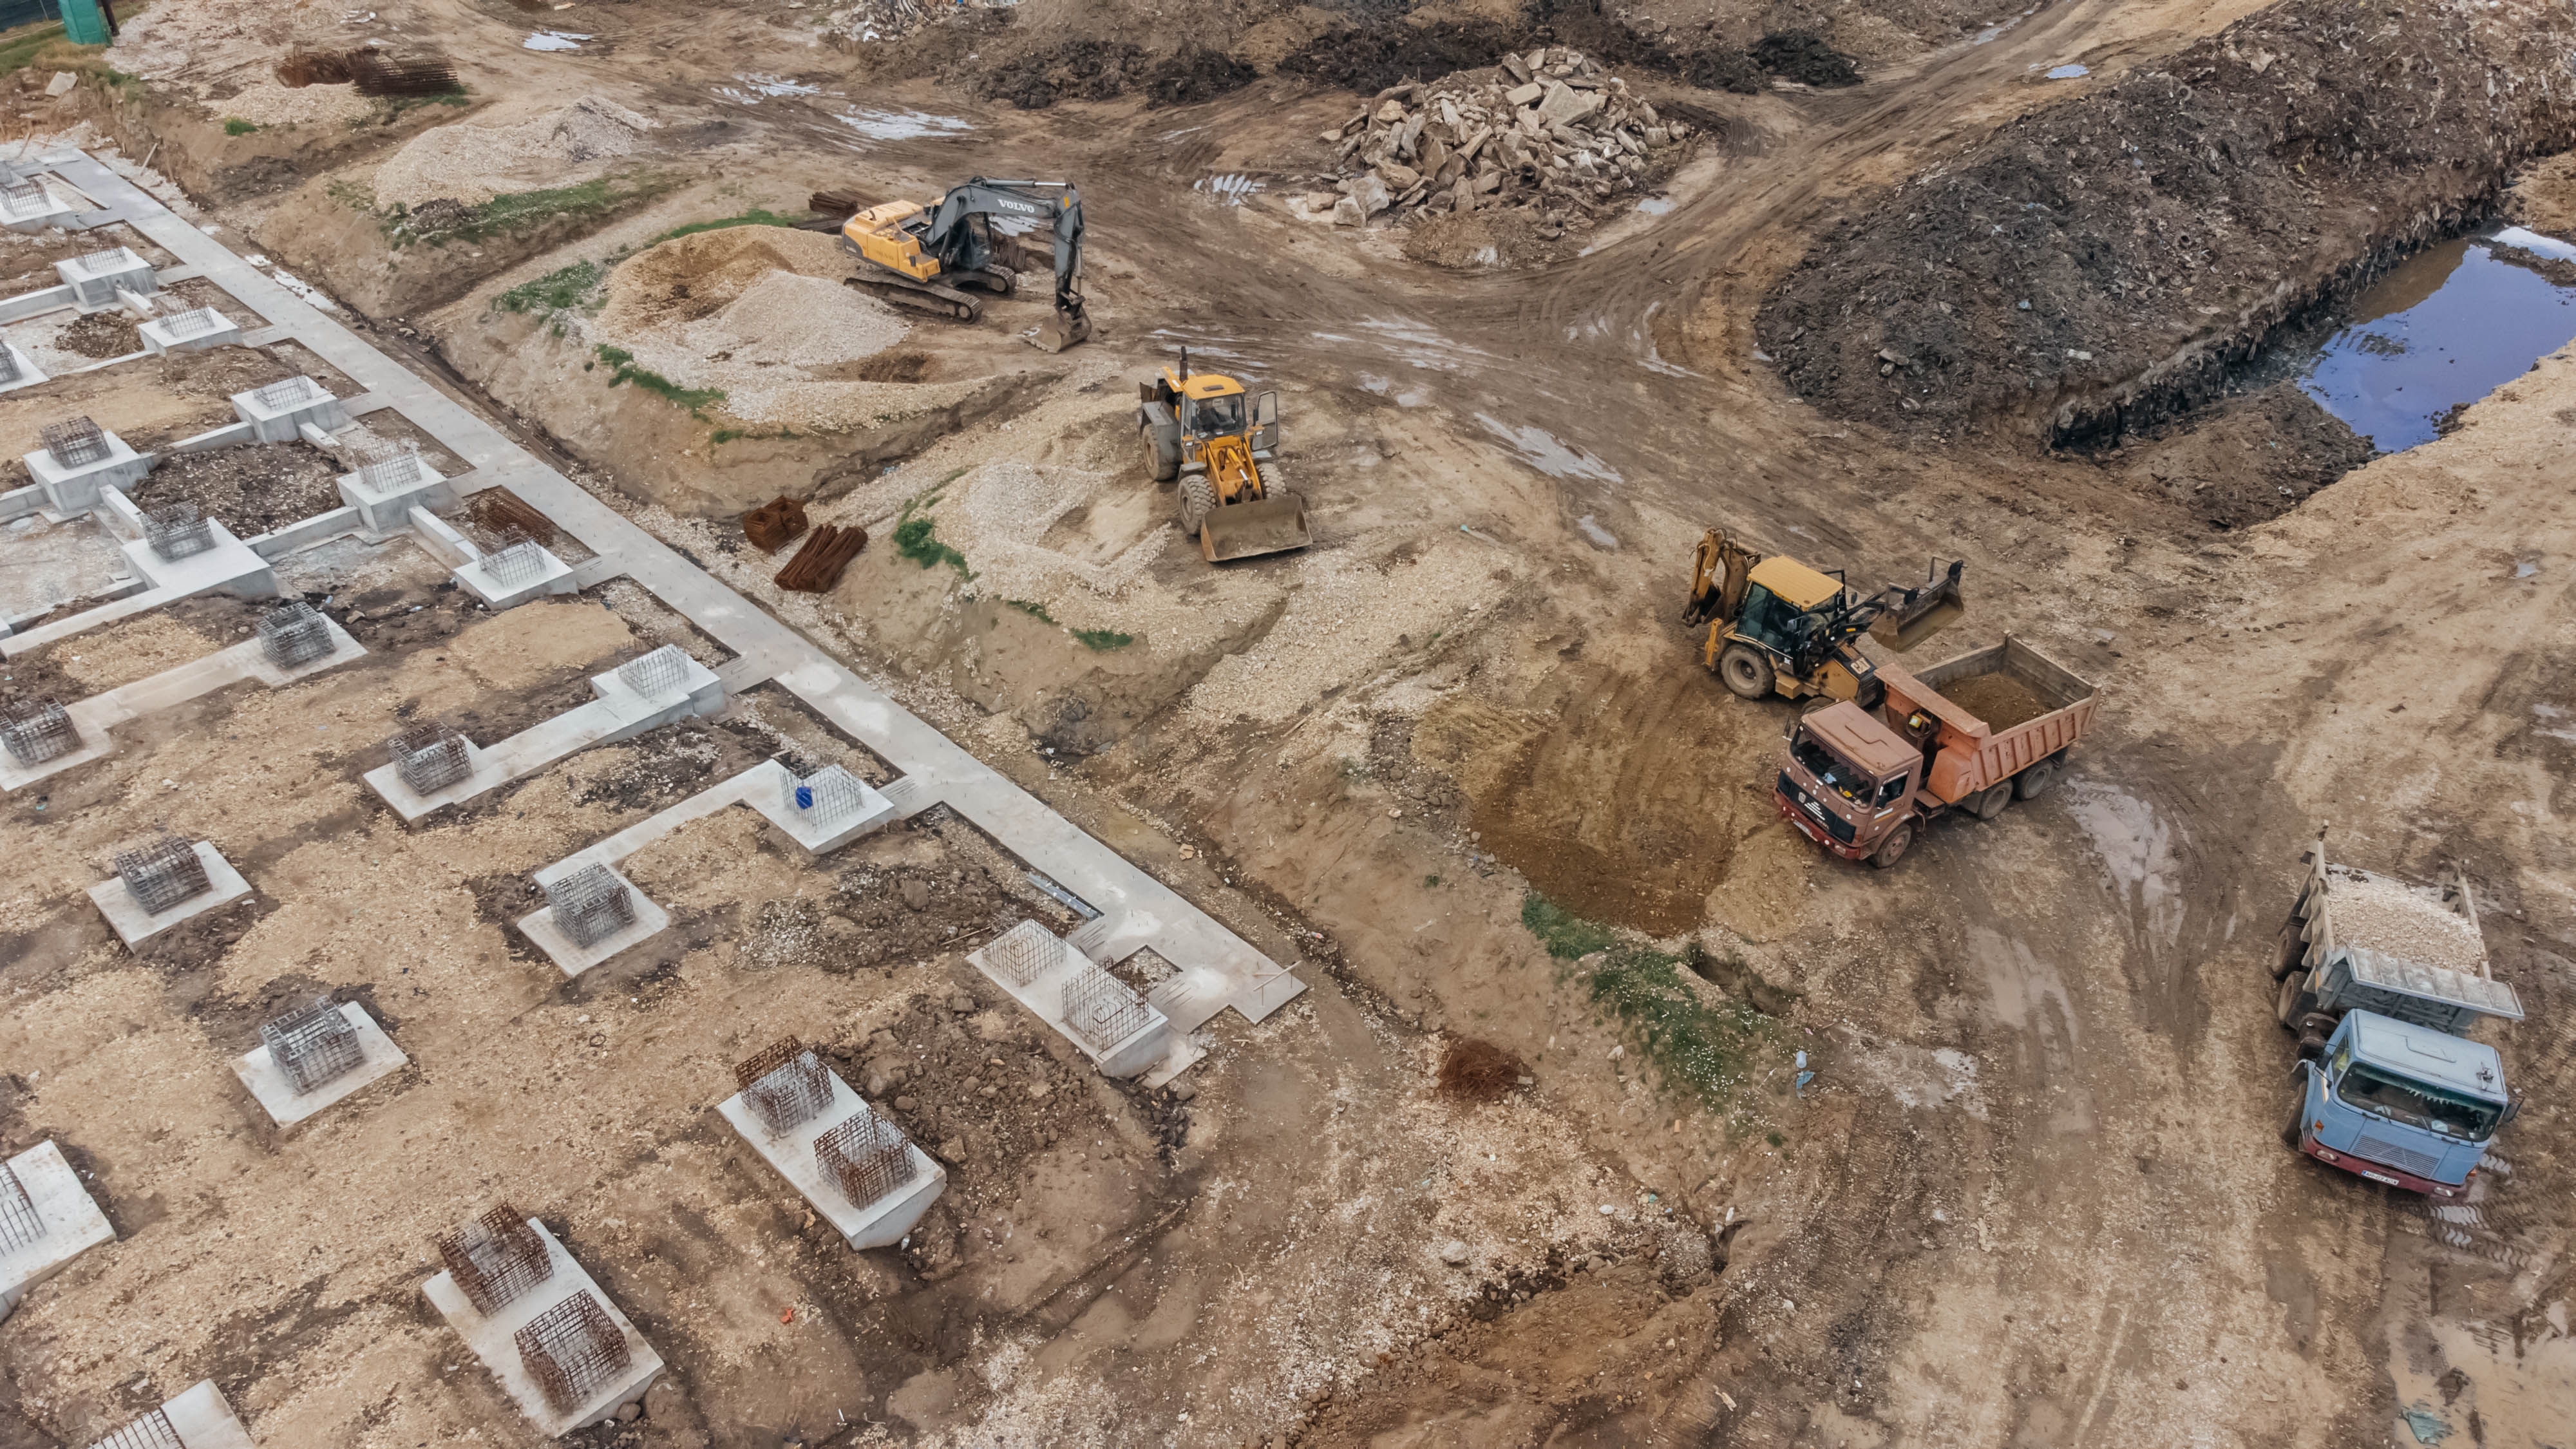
[2274,838,2524,1199]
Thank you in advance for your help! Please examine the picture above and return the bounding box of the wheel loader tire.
[2015,755,2061,800]
[1718,643,1775,701]
[1141,426,1176,483]
[1178,475,1213,536]
[1973,783,2013,820]
[1868,823,1914,869]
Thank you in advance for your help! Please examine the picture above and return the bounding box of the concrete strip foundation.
[422,1218,665,1437]
[716,1068,944,1249]
[0,1141,115,1325]
[515,862,672,978]
[0,616,365,791]
[230,1003,408,1128]
[85,841,252,946]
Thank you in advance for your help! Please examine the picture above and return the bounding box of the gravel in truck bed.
[2327,868,2486,974]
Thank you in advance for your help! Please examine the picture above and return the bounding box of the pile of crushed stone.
[372,97,654,208]
[1311,48,1689,228]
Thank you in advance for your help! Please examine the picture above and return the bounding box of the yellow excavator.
[1138,351,1311,561]
[1683,527,1964,708]
[838,176,1090,352]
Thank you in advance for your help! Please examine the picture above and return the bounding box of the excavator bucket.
[1031,305,1091,354]
[1868,560,1965,653]
[1200,491,1312,562]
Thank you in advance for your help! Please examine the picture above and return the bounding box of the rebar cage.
[484,537,549,588]
[791,765,869,828]
[251,375,321,411]
[815,1108,913,1211]
[40,416,108,468]
[142,503,215,561]
[256,600,335,669]
[735,1037,832,1135]
[1063,965,1155,1052]
[164,306,221,339]
[260,999,365,1095]
[0,1162,46,1254]
[615,645,689,697]
[515,1290,631,1414]
[984,920,1063,987]
[436,1204,553,1316]
[0,342,19,384]
[115,835,211,914]
[73,246,133,276]
[0,175,44,218]
[349,436,421,492]
[388,720,471,793]
[0,698,78,766]
[78,1407,184,1449]
[544,864,634,949]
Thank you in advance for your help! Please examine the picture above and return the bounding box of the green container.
[59,0,109,46]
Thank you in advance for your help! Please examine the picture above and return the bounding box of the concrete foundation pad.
[969,920,1175,1079]
[516,864,670,977]
[230,1003,408,1128]
[453,545,577,609]
[24,428,149,515]
[337,459,450,536]
[743,761,897,855]
[0,734,112,791]
[361,737,506,823]
[0,1141,115,1321]
[84,841,252,946]
[121,520,278,598]
[0,341,46,393]
[716,1069,944,1249]
[422,1218,665,1437]
[138,308,243,355]
[229,377,348,443]
[153,1381,256,1449]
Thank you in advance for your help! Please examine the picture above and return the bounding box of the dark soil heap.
[1755,0,2576,447]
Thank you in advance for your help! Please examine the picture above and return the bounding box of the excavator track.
[843,266,985,322]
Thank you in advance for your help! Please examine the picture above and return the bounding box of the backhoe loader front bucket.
[1868,560,1965,654]
[1199,491,1311,562]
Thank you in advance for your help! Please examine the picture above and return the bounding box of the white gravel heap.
[681,270,907,370]
[373,96,656,208]
[2328,869,2486,974]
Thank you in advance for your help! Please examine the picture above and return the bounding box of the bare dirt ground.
[1,0,2571,1444]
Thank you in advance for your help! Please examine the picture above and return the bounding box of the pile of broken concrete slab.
[1311,47,1690,227]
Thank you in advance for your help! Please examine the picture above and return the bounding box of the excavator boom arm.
[923,178,1084,315]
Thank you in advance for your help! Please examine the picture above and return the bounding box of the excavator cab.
[1137,357,1310,562]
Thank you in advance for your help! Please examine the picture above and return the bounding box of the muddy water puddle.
[2300,227,2576,450]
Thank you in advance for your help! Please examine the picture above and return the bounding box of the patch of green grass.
[1765,1130,1786,1148]
[1584,945,1774,1109]
[1005,600,1057,623]
[644,207,814,248]
[1520,891,1618,961]
[894,516,970,577]
[591,344,726,419]
[223,117,258,136]
[386,175,674,249]
[1073,627,1133,651]
[1424,874,1443,887]
[357,89,471,127]
[0,24,68,82]
[495,260,606,316]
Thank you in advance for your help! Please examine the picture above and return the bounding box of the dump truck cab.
[2293,1010,2514,1198]
[1776,701,1922,862]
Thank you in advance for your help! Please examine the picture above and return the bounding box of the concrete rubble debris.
[1317,46,1687,228]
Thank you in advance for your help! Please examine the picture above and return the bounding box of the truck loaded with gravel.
[2273,837,2524,1200]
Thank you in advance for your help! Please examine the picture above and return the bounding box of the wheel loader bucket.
[1200,491,1312,562]
[1868,560,1965,654]
[1030,306,1092,354]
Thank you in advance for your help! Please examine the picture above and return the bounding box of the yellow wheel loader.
[838,177,1090,352]
[1138,352,1311,562]
[1682,526,1964,708]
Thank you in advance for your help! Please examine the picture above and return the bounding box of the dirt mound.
[372,96,654,207]
[596,225,853,334]
[1755,0,2576,449]
[974,39,1143,109]
[1435,1038,1527,1102]
[1278,21,1516,96]
[1141,46,1258,108]
[1750,30,1859,88]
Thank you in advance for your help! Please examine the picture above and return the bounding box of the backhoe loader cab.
[1683,526,1964,708]
[1138,357,1307,562]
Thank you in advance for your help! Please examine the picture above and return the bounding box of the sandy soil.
[2,0,2570,1444]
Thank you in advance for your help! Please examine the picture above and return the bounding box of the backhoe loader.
[838,176,1090,352]
[1682,526,1964,707]
[1137,352,1311,562]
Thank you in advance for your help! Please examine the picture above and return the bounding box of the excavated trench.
[1755,0,2576,468]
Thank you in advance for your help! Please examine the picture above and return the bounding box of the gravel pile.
[685,270,907,370]
[218,80,370,128]
[374,96,654,208]
[1310,47,1689,229]
[2329,869,2486,974]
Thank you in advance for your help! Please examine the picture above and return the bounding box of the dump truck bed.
[2287,845,2519,1030]
[1879,636,2098,804]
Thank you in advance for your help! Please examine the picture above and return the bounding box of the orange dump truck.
[1776,636,2099,867]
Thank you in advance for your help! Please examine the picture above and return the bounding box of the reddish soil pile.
[1756,0,2576,449]
[1435,1037,1528,1102]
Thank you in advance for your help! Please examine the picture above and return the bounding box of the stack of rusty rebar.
[741,495,808,553]
[775,526,867,592]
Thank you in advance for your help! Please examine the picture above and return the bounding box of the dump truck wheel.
[1868,823,1913,869]
[1140,426,1175,482]
[1718,643,1774,701]
[1178,475,1213,536]
[2275,973,2305,1028]
[1974,784,2013,820]
[2015,756,2061,800]
[2271,922,2307,981]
